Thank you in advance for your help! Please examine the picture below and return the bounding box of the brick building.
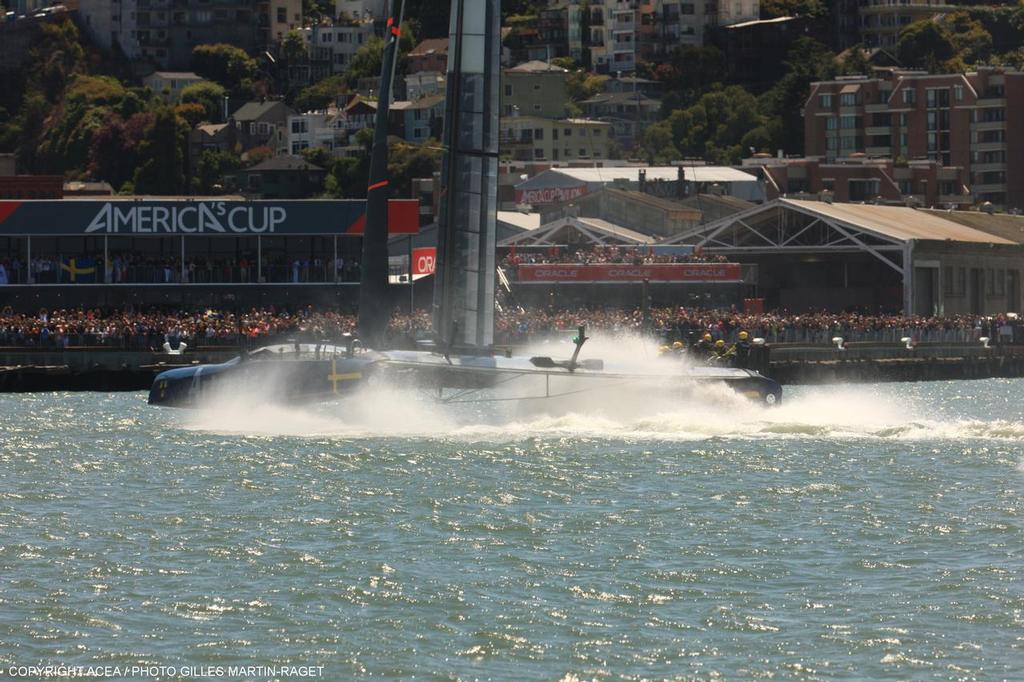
[804,68,1024,210]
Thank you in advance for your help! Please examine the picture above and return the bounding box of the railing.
[1,264,361,285]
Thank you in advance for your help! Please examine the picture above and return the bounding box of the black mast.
[432,0,501,351]
[358,0,405,348]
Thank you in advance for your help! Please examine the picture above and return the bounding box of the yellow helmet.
[672,341,684,349]
[738,331,749,340]
[715,339,725,348]
[658,345,671,354]
[702,333,712,341]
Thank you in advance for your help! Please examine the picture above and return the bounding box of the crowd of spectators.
[1,305,1020,350]
[501,246,728,268]
[0,255,362,285]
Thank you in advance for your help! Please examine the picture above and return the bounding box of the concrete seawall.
[1,343,1023,392]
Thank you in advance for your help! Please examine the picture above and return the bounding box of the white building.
[569,0,761,71]
[288,108,349,155]
[404,71,445,101]
[143,72,206,102]
[302,21,375,75]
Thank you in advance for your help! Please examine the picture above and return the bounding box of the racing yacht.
[149,0,782,408]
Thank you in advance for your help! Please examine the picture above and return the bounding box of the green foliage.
[244,145,274,167]
[323,155,367,198]
[133,107,188,194]
[387,139,441,196]
[193,149,241,194]
[897,20,956,71]
[175,102,207,128]
[300,146,333,169]
[34,18,87,103]
[652,85,767,165]
[191,44,258,93]
[565,70,607,103]
[654,46,728,111]
[760,0,825,18]
[282,30,307,62]
[179,81,228,123]
[759,38,837,155]
[294,75,347,113]
[345,36,386,88]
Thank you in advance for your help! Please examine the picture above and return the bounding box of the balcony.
[973,120,1006,131]
[971,161,1007,172]
[971,141,1005,152]
[864,146,892,156]
[975,97,1006,107]
[864,125,891,136]
[972,183,1007,194]
[864,103,889,113]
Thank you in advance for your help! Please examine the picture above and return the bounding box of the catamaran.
[148,0,782,409]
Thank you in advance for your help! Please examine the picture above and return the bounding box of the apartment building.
[500,115,611,162]
[568,0,760,72]
[502,60,569,119]
[77,0,301,69]
[301,20,374,76]
[804,68,1024,209]
[744,155,972,209]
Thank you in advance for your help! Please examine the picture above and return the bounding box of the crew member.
[695,332,714,355]
[733,330,752,368]
[710,339,734,363]
[671,340,686,357]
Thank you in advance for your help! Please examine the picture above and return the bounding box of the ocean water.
[0,379,1022,680]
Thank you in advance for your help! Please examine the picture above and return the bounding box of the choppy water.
[0,379,1022,680]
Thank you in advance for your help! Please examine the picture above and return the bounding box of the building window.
[504,84,512,97]
[840,115,857,129]
[826,116,838,130]
[819,94,833,108]
[840,92,856,107]
[954,85,963,102]
[277,7,286,22]
[902,89,915,105]
[534,128,544,140]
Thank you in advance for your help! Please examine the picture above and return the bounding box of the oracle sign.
[517,263,742,283]
[515,185,587,205]
[412,247,436,275]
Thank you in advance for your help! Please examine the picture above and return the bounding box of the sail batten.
[432,0,500,352]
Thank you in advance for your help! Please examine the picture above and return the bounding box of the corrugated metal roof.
[783,199,1015,244]
[576,217,657,244]
[516,166,758,190]
[922,209,1024,245]
[497,211,541,232]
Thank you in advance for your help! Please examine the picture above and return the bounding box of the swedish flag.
[61,257,97,283]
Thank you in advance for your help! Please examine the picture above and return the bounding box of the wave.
[178,380,1024,443]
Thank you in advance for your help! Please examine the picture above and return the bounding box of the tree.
[942,11,993,64]
[180,81,228,123]
[133,107,187,194]
[193,149,241,194]
[174,102,207,128]
[759,37,836,156]
[191,44,258,92]
[294,75,347,113]
[897,20,956,71]
[641,122,680,165]
[387,139,441,196]
[282,30,307,62]
[760,0,825,19]
[87,113,153,188]
[344,36,386,88]
[660,85,768,164]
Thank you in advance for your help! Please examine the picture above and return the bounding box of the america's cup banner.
[0,199,419,236]
[516,263,742,282]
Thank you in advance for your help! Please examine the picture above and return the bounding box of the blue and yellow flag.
[61,257,97,283]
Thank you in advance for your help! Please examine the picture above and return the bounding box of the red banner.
[517,263,742,282]
[346,199,420,235]
[515,185,587,205]
[412,247,436,275]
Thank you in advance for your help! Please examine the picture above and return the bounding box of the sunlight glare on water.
[0,379,1021,679]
